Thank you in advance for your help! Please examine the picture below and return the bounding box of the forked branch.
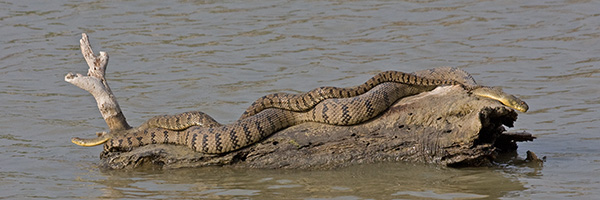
[65,33,131,131]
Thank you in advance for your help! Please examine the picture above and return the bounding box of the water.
[1,0,599,199]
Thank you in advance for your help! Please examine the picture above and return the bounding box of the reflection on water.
[87,163,525,199]
[1,0,599,199]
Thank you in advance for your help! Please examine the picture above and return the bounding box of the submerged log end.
[99,86,531,170]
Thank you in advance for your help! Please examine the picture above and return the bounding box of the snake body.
[71,111,222,147]
[105,82,435,153]
[72,68,528,153]
[94,70,461,153]
[239,70,460,119]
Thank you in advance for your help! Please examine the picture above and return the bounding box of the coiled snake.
[72,67,528,153]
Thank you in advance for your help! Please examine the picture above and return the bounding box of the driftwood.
[65,33,131,132]
[66,33,534,170]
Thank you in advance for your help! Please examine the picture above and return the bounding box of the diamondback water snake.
[72,68,528,153]
[238,70,461,119]
[239,67,528,119]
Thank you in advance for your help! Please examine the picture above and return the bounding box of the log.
[99,86,529,169]
[66,33,534,170]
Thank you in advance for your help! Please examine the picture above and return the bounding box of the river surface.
[1,0,599,199]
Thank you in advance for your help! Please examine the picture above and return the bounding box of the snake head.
[471,86,529,112]
[505,95,529,112]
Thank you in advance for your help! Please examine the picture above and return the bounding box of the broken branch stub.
[65,33,131,131]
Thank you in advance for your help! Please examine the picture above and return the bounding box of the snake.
[238,70,461,119]
[71,111,222,147]
[71,67,528,153]
[239,67,527,119]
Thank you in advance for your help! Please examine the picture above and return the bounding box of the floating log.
[65,33,534,170]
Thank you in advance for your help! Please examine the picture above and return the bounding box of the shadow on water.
[84,161,534,199]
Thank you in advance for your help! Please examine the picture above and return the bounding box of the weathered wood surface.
[66,33,533,170]
[65,33,131,131]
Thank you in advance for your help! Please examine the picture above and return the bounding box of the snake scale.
[72,67,528,154]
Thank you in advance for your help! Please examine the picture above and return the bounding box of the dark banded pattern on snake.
[137,67,528,131]
[139,111,222,130]
[72,70,461,147]
[238,70,461,120]
[105,81,443,154]
[73,67,528,149]
[119,70,459,132]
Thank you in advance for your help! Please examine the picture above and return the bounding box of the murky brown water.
[1,0,599,199]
